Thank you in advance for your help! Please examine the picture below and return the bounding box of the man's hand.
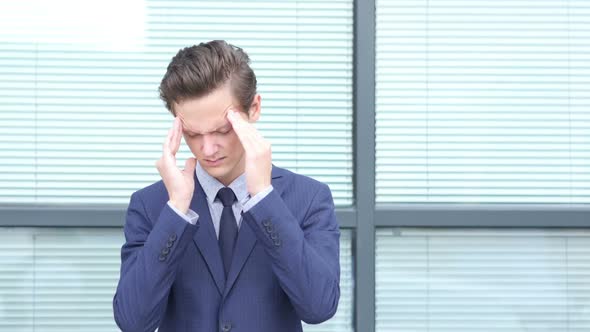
[227,110,272,196]
[155,117,197,214]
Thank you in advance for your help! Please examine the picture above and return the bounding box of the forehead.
[174,85,235,133]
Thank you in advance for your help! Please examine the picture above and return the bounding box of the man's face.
[174,84,254,185]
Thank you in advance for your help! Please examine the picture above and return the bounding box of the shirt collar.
[196,162,249,205]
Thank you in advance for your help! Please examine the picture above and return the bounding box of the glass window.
[0,0,354,206]
[376,227,590,332]
[375,0,590,204]
[0,228,353,331]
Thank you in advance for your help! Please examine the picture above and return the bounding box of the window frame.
[1,2,589,332]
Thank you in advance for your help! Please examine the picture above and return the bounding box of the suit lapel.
[222,166,285,298]
[191,173,226,295]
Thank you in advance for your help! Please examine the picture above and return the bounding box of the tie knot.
[216,187,236,207]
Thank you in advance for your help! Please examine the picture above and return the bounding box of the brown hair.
[159,40,257,115]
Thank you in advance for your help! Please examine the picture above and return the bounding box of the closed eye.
[184,125,231,137]
[217,127,232,135]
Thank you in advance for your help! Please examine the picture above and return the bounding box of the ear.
[247,94,261,123]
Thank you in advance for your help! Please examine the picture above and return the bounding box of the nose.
[201,134,218,157]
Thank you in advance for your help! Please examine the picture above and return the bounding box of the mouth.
[204,157,225,167]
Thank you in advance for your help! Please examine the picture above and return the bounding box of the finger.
[229,121,256,151]
[183,157,197,174]
[230,110,264,140]
[241,132,266,159]
[230,117,267,158]
[226,109,241,129]
[174,118,183,153]
[227,110,258,143]
[234,117,265,150]
[170,118,182,154]
[244,123,265,143]
[163,125,173,155]
[227,109,248,130]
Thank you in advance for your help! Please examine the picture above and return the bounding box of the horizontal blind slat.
[375,0,590,204]
[0,0,354,207]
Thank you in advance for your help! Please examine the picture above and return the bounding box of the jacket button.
[221,322,232,332]
[166,241,174,248]
[262,219,271,227]
[168,234,177,242]
[158,254,166,262]
[273,239,282,247]
[162,247,170,255]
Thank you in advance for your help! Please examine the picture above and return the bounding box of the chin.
[203,164,231,180]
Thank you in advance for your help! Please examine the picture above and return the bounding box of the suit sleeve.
[241,182,340,324]
[113,191,199,332]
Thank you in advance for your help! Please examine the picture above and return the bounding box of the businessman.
[113,40,340,332]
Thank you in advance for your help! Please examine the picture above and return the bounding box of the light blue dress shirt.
[167,162,273,238]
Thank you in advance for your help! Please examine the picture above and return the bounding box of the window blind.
[0,228,121,331]
[0,0,354,206]
[376,227,590,332]
[0,228,353,331]
[304,229,354,332]
[375,0,590,204]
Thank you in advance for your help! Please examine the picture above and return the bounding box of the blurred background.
[0,0,588,331]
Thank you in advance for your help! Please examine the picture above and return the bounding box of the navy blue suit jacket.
[113,166,340,332]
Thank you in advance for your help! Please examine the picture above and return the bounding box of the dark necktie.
[216,187,238,276]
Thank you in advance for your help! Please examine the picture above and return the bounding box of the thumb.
[184,157,197,173]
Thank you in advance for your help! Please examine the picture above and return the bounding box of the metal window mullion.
[354,0,376,331]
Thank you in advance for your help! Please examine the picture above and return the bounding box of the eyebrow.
[184,122,231,135]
